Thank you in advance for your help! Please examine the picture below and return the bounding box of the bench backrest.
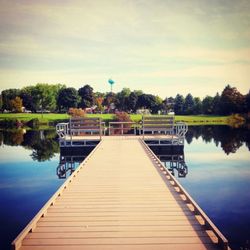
[69,117,102,137]
[142,115,175,132]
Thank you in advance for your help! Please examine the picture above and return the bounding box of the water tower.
[108,78,115,93]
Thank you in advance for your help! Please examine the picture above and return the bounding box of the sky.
[0,0,250,98]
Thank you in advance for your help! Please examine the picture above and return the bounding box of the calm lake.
[0,126,249,250]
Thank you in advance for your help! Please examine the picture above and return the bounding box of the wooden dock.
[12,137,228,250]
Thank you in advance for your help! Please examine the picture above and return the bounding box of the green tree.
[127,92,138,112]
[202,96,214,114]
[212,92,221,114]
[183,93,195,115]
[57,87,79,111]
[193,97,202,114]
[20,84,64,112]
[153,96,164,114]
[78,84,94,108]
[174,94,184,115]
[137,94,158,113]
[116,88,131,111]
[219,85,245,115]
[134,90,143,97]
[34,83,63,112]
[20,86,37,111]
[141,94,162,114]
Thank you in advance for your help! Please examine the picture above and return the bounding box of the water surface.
[0,126,249,250]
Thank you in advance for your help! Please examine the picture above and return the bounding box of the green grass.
[0,113,70,122]
[174,115,228,125]
[86,114,228,125]
[0,113,229,125]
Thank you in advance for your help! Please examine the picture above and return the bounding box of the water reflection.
[57,147,95,179]
[161,154,188,178]
[0,126,249,161]
[186,125,250,154]
[57,156,76,179]
[0,129,59,161]
[149,145,188,178]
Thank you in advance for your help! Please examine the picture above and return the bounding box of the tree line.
[1,125,249,161]
[0,83,249,115]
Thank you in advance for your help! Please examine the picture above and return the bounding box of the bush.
[68,108,85,117]
[115,111,131,122]
[114,112,132,134]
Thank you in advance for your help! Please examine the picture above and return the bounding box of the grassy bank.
[0,113,229,126]
[88,114,229,125]
[0,113,69,123]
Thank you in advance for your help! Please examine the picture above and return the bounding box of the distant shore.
[0,113,230,127]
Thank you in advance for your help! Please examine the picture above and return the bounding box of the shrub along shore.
[0,113,233,129]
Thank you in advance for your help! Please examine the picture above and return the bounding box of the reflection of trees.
[186,126,249,154]
[25,130,59,161]
[1,129,59,161]
[31,139,59,161]
[3,129,25,146]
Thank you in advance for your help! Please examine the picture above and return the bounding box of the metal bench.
[142,115,188,145]
[69,117,103,139]
[142,115,175,136]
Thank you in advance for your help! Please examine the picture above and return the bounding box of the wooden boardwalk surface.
[13,137,226,250]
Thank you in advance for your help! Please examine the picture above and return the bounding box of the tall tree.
[193,97,202,114]
[183,93,195,115]
[137,94,153,112]
[202,96,214,114]
[127,92,138,112]
[57,87,79,111]
[136,94,163,114]
[115,88,131,111]
[174,94,184,115]
[20,83,64,112]
[78,85,94,108]
[153,96,164,114]
[219,85,245,115]
[34,83,60,112]
[20,86,37,112]
[212,92,221,114]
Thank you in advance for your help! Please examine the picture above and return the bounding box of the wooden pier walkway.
[12,137,228,250]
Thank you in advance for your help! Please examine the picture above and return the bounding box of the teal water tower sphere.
[108,79,115,92]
